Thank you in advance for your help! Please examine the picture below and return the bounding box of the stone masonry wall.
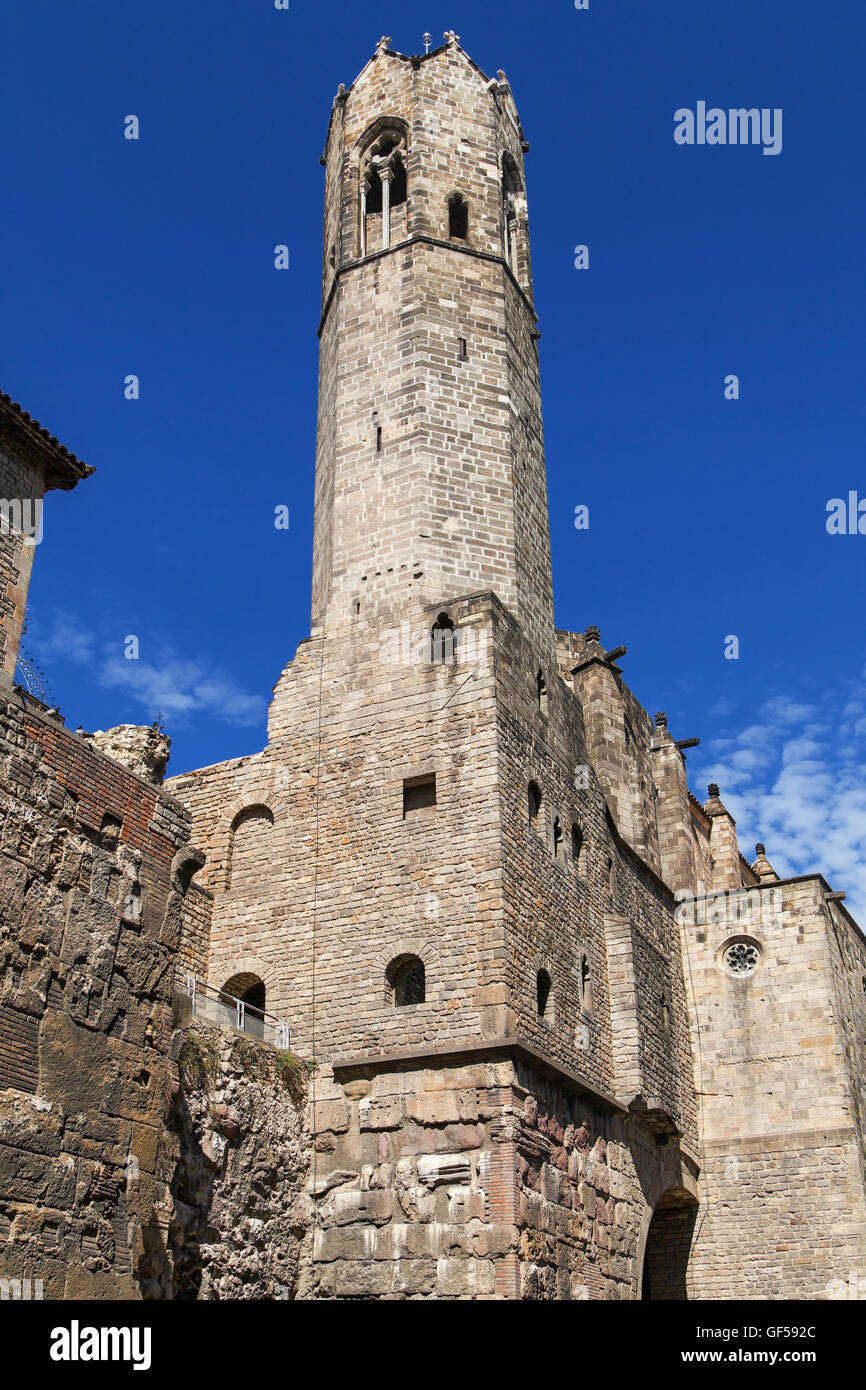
[0,693,193,1298]
[0,440,44,678]
[169,591,503,1060]
[680,877,866,1297]
[308,1053,697,1299]
[494,603,698,1147]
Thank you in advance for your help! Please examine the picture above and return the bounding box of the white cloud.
[100,656,265,727]
[27,612,266,730]
[29,609,97,666]
[695,674,866,923]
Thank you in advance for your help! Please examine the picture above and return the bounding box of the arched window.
[536,669,548,715]
[431,612,456,663]
[579,952,593,1018]
[502,152,523,272]
[448,192,468,240]
[536,969,552,1018]
[228,805,274,891]
[528,780,542,828]
[387,955,425,1007]
[572,821,584,873]
[360,127,408,255]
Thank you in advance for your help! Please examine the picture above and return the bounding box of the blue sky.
[3,1,865,913]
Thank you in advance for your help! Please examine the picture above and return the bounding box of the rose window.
[723,941,760,977]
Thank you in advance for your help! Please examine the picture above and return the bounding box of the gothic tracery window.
[723,940,761,977]
[361,128,408,255]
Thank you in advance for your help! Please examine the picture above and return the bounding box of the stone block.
[436,1256,496,1297]
[358,1097,402,1131]
[331,1188,395,1227]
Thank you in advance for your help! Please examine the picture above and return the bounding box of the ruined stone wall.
[0,694,192,1298]
[163,1019,309,1300]
[679,877,866,1297]
[175,882,213,987]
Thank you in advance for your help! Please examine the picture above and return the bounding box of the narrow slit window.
[572,822,584,873]
[536,969,552,1018]
[376,425,382,453]
[580,953,594,1018]
[448,193,468,240]
[553,816,564,860]
[458,337,467,360]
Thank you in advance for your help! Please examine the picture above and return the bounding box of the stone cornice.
[331,1033,629,1115]
[318,233,538,338]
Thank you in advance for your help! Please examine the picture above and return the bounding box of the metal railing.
[180,974,290,1050]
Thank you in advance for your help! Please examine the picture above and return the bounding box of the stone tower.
[167,35,866,1300]
[169,35,701,1299]
[313,31,554,661]
[1,34,865,1307]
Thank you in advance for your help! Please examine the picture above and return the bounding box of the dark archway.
[386,954,425,1007]
[220,972,267,1038]
[641,1188,698,1299]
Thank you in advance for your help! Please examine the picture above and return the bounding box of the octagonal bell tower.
[312,31,555,661]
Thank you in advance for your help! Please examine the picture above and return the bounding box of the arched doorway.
[641,1188,698,1300]
[220,972,266,1039]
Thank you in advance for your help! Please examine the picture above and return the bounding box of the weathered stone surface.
[91,726,171,786]
[417,1154,473,1188]
[165,1022,309,1300]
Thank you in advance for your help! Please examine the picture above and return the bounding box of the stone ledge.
[319,233,539,338]
[331,1034,627,1115]
[701,1126,857,1156]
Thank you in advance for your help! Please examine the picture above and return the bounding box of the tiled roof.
[0,391,94,489]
